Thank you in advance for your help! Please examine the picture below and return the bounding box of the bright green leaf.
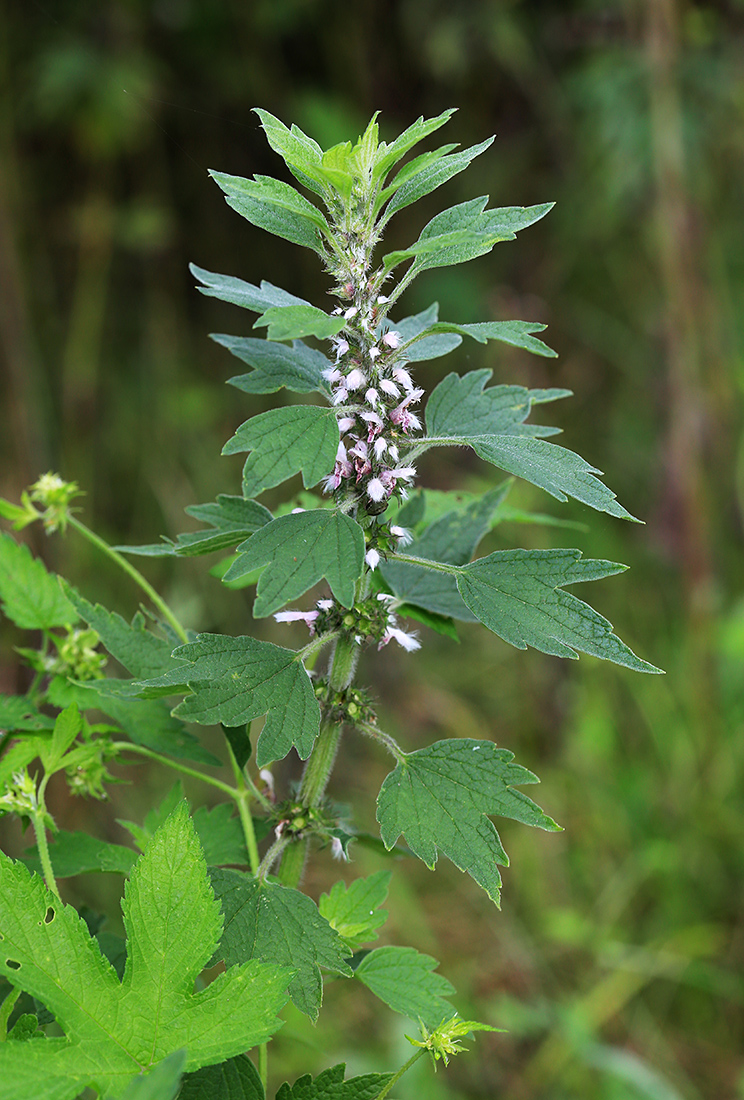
[222,406,339,498]
[225,511,365,617]
[254,304,346,343]
[319,871,390,951]
[0,803,292,1099]
[106,1049,186,1100]
[377,738,560,905]
[137,634,320,767]
[456,548,662,671]
[373,107,457,182]
[0,534,77,630]
[40,704,82,773]
[215,335,330,395]
[211,870,352,1021]
[354,946,455,1029]
[276,1064,391,1100]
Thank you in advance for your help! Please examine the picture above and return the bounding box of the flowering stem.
[372,1048,426,1100]
[67,515,189,645]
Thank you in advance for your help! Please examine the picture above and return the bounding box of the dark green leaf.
[377,738,560,905]
[215,336,330,395]
[456,549,662,671]
[21,831,137,878]
[137,634,320,768]
[254,304,346,343]
[372,107,456,182]
[396,604,459,641]
[190,264,309,313]
[416,319,557,358]
[318,872,390,952]
[179,1053,264,1100]
[276,1065,391,1100]
[211,870,352,1021]
[210,171,327,254]
[426,371,568,440]
[222,407,339,498]
[225,511,365,617]
[193,803,250,867]
[0,534,77,630]
[354,946,455,1028]
[221,722,252,770]
[108,1051,186,1100]
[392,304,462,362]
[383,138,494,219]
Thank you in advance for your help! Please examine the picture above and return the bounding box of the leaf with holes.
[377,738,560,905]
[223,406,339,498]
[0,803,292,1100]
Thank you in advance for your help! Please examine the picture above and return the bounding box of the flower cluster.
[275,593,420,652]
[323,313,423,512]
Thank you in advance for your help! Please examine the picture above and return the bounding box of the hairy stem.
[373,1048,426,1100]
[67,515,189,644]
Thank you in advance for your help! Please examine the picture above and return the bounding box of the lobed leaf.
[354,946,455,1029]
[254,304,346,343]
[209,171,328,254]
[382,138,495,219]
[211,870,353,1021]
[377,738,560,905]
[0,534,77,630]
[318,871,391,951]
[225,510,365,617]
[392,303,462,362]
[223,406,339,498]
[276,1065,391,1100]
[216,335,330,395]
[190,264,309,313]
[372,107,457,183]
[417,319,557,358]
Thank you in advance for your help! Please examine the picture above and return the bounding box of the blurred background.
[1,0,744,1097]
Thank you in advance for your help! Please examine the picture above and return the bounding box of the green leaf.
[39,704,82,773]
[115,498,274,560]
[0,534,77,630]
[396,604,459,641]
[276,1065,391,1100]
[22,830,137,878]
[193,803,252,866]
[374,142,458,211]
[223,406,339,498]
[118,782,188,851]
[456,548,662,671]
[137,634,320,768]
[179,1053,264,1100]
[209,171,328,254]
[215,335,330,395]
[253,109,353,197]
[61,586,181,679]
[354,946,455,1029]
[0,694,55,732]
[392,303,462,362]
[190,264,310,313]
[383,138,494,219]
[106,1050,186,1100]
[225,511,365,617]
[0,803,292,1099]
[424,371,635,520]
[380,486,509,621]
[377,738,560,905]
[414,319,557,358]
[0,739,44,791]
[210,870,352,1021]
[318,871,390,951]
[254,304,346,343]
[373,108,457,182]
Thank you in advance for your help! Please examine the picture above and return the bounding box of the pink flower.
[367,478,386,502]
[380,626,421,652]
[382,330,401,349]
[337,416,356,432]
[346,368,366,390]
[392,367,414,392]
[365,548,381,569]
[379,378,400,398]
[373,437,388,459]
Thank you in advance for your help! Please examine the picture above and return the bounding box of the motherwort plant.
[0,109,659,1099]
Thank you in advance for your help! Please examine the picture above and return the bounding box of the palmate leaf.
[190,264,310,313]
[254,304,346,343]
[0,804,292,1100]
[179,1053,263,1100]
[0,534,77,630]
[137,634,320,768]
[210,870,353,1021]
[209,171,328,254]
[318,871,390,952]
[424,370,635,520]
[276,1065,391,1100]
[223,406,339,498]
[224,511,365,617]
[380,486,510,621]
[377,739,560,905]
[216,335,330,395]
[354,947,455,1029]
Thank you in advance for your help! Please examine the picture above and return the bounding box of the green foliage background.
[1,1,743,1097]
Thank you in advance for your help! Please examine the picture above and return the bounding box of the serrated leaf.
[383,138,494,219]
[223,406,339,498]
[276,1064,391,1100]
[174,496,274,557]
[424,371,634,519]
[107,1049,186,1100]
[22,830,137,878]
[380,486,509,621]
[354,946,455,1029]
[0,804,292,1099]
[209,171,328,254]
[374,142,457,211]
[61,586,180,679]
[179,1053,264,1100]
[254,304,346,343]
[372,107,457,183]
[215,336,330,395]
[377,739,560,905]
[456,548,662,671]
[40,704,82,773]
[0,739,44,791]
[0,534,77,630]
[210,870,352,1021]
[137,634,320,768]
[254,109,352,197]
[414,319,557,358]
[0,694,55,732]
[193,803,252,866]
[190,264,309,313]
[319,871,390,951]
[391,304,462,362]
[225,511,365,617]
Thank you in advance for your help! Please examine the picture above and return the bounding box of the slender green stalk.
[225,741,260,876]
[354,720,406,763]
[112,742,238,799]
[67,515,189,644]
[0,987,21,1041]
[373,1048,426,1100]
[258,834,289,880]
